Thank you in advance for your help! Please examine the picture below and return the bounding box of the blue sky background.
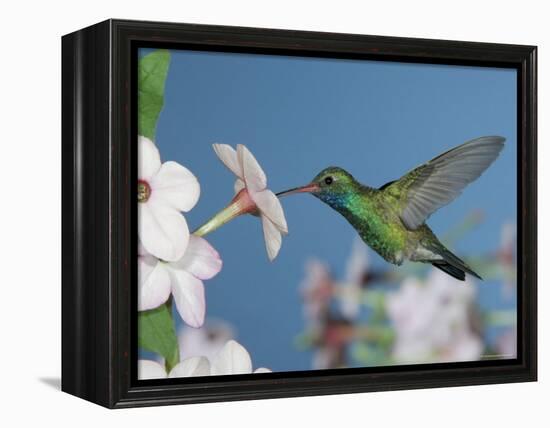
[140,48,517,372]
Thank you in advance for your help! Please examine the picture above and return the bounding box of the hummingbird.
[277,136,505,281]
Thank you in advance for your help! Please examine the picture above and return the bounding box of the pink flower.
[138,235,222,328]
[138,136,200,262]
[194,144,288,261]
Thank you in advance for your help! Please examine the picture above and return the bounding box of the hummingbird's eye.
[324,176,334,185]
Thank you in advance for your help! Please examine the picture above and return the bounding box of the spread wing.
[381,136,505,230]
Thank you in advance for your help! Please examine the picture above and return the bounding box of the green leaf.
[138,49,171,140]
[138,302,180,371]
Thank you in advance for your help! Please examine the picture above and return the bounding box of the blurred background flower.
[295,214,517,369]
[178,319,235,362]
[386,270,483,364]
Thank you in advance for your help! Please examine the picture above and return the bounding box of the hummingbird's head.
[277,166,359,209]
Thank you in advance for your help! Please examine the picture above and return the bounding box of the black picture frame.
[62,19,537,408]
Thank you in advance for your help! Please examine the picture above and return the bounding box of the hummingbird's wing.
[381,136,505,230]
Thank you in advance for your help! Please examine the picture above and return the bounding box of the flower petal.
[254,367,272,373]
[234,178,245,194]
[138,360,167,380]
[173,235,222,280]
[149,161,200,212]
[238,144,267,192]
[213,144,243,179]
[251,189,288,233]
[169,267,206,328]
[169,357,211,378]
[261,215,282,261]
[138,255,171,311]
[137,238,148,257]
[139,202,189,262]
[211,340,253,375]
[138,136,162,180]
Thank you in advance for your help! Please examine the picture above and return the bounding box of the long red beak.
[276,183,319,197]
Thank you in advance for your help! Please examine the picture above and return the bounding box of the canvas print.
[137,48,517,379]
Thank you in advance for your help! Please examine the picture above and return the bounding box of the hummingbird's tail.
[424,240,482,281]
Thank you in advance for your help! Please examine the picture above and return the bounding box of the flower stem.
[193,203,243,237]
[193,189,256,237]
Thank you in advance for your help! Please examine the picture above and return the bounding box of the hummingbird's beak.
[276,183,319,197]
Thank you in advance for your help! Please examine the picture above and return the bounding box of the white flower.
[138,136,200,262]
[386,268,483,363]
[138,235,222,328]
[138,340,270,380]
[194,144,288,261]
[138,357,211,379]
[209,340,271,375]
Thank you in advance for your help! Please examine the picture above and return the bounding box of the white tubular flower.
[138,235,222,328]
[138,340,270,380]
[138,241,172,312]
[194,144,288,261]
[138,356,211,380]
[138,136,200,262]
[210,340,271,375]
